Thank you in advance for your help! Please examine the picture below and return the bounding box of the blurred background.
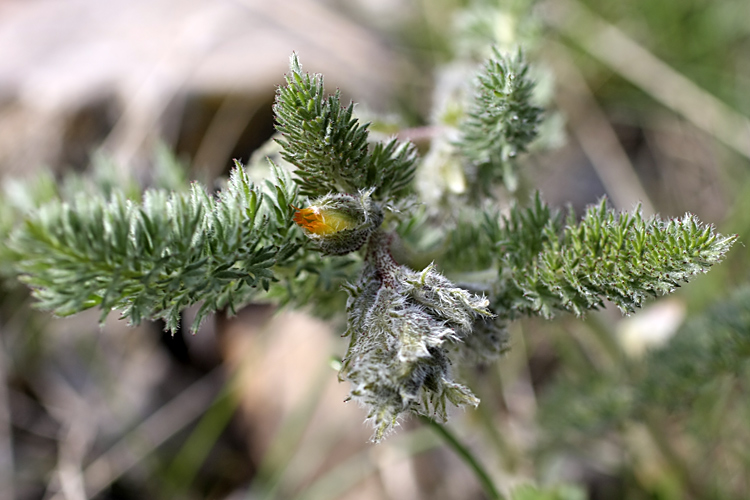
[1,0,750,499]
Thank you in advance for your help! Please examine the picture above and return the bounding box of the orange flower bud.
[292,206,356,235]
[290,191,383,255]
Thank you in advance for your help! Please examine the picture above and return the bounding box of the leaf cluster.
[1,147,188,279]
[11,163,302,333]
[484,194,737,319]
[457,48,544,194]
[274,53,417,201]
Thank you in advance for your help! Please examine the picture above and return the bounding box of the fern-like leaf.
[489,195,737,319]
[11,163,302,333]
[274,53,417,201]
[458,48,544,194]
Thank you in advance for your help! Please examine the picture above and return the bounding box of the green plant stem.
[476,395,519,473]
[160,385,239,500]
[642,412,706,499]
[252,361,333,500]
[465,370,521,473]
[421,417,504,500]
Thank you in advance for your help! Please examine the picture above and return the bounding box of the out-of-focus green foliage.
[511,483,587,500]
[538,286,750,498]
[578,0,750,113]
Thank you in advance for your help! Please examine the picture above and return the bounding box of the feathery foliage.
[486,194,737,319]
[274,53,417,201]
[1,147,189,278]
[458,48,544,194]
[11,162,302,333]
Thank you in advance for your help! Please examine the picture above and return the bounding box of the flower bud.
[293,190,383,255]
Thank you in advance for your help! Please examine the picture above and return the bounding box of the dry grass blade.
[548,42,656,215]
[79,368,224,498]
[542,0,750,161]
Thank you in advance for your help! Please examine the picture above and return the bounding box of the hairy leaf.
[489,194,736,319]
[458,48,544,194]
[11,164,302,333]
[274,53,417,201]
